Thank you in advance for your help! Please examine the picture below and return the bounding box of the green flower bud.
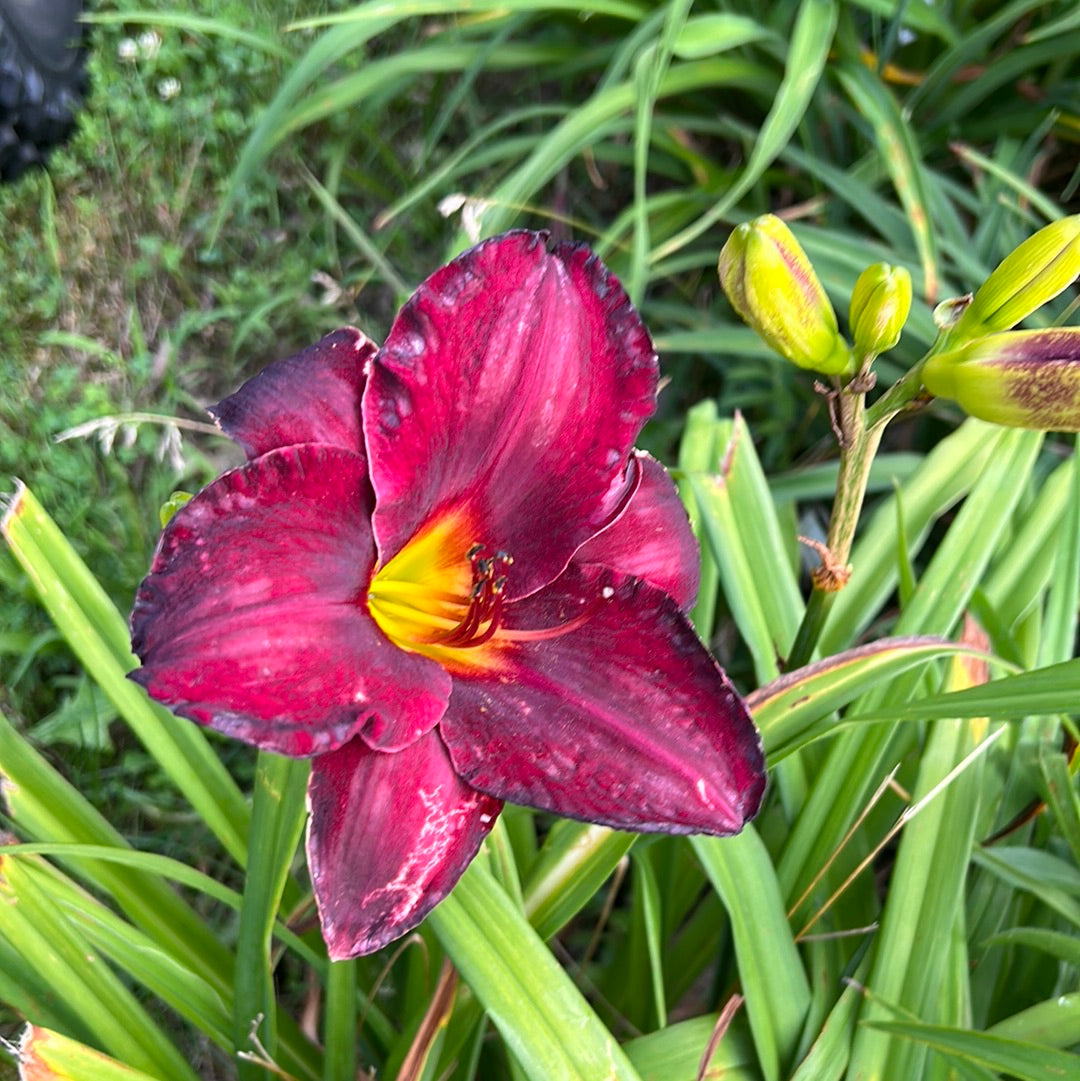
[923,327,1080,431]
[718,214,853,375]
[159,490,193,527]
[953,215,1080,338]
[933,294,973,331]
[849,263,912,356]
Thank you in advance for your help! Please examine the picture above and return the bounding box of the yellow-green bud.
[159,490,193,527]
[923,327,1080,431]
[849,263,912,357]
[718,214,853,376]
[953,215,1080,338]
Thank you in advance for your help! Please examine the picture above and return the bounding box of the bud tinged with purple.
[953,216,1080,338]
[849,263,912,357]
[718,214,853,376]
[923,327,1080,431]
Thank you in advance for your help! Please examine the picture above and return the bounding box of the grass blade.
[836,62,941,300]
[0,855,200,1080]
[0,710,235,995]
[429,859,643,1081]
[693,829,810,1081]
[988,992,1080,1050]
[864,1020,1080,1081]
[235,752,311,1080]
[16,1026,166,1081]
[474,57,770,242]
[652,0,838,261]
[1,484,249,865]
[845,656,1080,725]
[749,636,967,761]
[522,822,635,941]
[624,1012,757,1081]
[848,636,991,1079]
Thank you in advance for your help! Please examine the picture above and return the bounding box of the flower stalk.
[787,357,933,670]
[787,383,883,669]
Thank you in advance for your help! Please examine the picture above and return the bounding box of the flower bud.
[953,215,1080,338]
[849,263,912,356]
[159,490,192,527]
[933,294,972,331]
[718,214,853,375]
[923,327,1080,431]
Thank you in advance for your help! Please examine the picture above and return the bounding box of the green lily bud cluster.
[922,216,1080,431]
[718,214,853,376]
[849,263,913,358]
[923,328,1080,431]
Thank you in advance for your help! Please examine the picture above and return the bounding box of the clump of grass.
[0,2,365,721]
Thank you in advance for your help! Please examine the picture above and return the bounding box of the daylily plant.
[130,230,766,958]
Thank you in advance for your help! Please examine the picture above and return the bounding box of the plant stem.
[786,363,925,670]
[786,586,835,671]
[864,360,929,430]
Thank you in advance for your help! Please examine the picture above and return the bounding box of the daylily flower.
[130,230,766,958]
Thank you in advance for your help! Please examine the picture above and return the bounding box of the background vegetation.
[1,1,1078,1079]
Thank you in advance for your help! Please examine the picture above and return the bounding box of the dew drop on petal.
[435,266,479,307]
[397,329,426,359]
[379,388,413,429]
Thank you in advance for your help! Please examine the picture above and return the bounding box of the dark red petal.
[573,452,700,610]
[364,230,658,599]
[210,328,376,459]
[130,445,451,757]
[440,564,765,835]
[307,731,502,958]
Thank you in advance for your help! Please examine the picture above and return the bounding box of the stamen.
[498,596,605,642]
[416,544,512,649]
[369,532,610,659]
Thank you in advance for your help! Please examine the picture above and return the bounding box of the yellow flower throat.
[367,509,602,668]
[367,512,511,666]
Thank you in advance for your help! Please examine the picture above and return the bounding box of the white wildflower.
[437,193,494,244]
[137,30,162,60]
